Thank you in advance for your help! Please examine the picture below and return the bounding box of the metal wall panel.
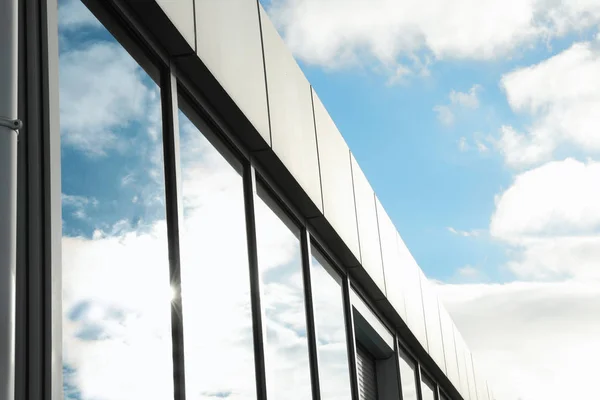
[466,351,478,400]
[420,275,446,373]
[156,0,196,50]
[439,299,460,390]
[313,90,360,259]
[471,356,490,400]
[475,373,490,400]
[260,6,322,210]
[195,0,270,144]
[396,235,428,351]
[454,327,470,400]
[376,198,404,315]
[351,155,385,293]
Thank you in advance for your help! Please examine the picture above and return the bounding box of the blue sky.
[293,28,598,283]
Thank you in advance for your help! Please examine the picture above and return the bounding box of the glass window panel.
[421,375,437,400]
[59,1,173,398]
[256,189,312,400]
[311,248,352,400]
[178,106,257,400]
[398,350,419,400]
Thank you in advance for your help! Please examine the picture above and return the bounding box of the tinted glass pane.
[59,1,173,398]
[178,108,257,400]
[311,248,352,400]
[421,376,437,400]
[256,192,312,400]
[399,351,418,400]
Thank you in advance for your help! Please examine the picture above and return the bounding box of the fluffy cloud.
[434,105,455,126]
[498,41,600,167]
[265,0,600,71]
[491,159,600,239]
[62,194,98,220]
[450,85,482,109]
[59,40,152,157]
[438,281,600,400]
[58,0,102,31]
[435,85,482,126]
[489,158,600,281]
[475,139,489,153]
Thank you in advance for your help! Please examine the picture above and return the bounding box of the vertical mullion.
[160,63,186,400]
[342,276,360,400]
[243,164,268,400]
[300,229,321,400]
[18,0,62,398]
[395,337,405,400]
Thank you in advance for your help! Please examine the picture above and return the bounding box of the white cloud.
[493,125,555,167]
[58,0,102,31]
[490,158,600,281]
[498,41,600,167]
[475,139,489,153]
[457,265,479,277]
[62,194,98,220]
[59,42,151,157]
[504,235,600,281]
[265,0,600,72]
[434,105,455,126]
[451,265,488,284]
[448,227,483,237]
[435,84,482,126]
[386,64,413,85]
[458,136,469,151]
[62,194,98,209]
[491,158,600,239]
[438,280,600,400]
[450,85,482,109]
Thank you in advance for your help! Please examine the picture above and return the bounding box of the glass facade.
[255,191,312,400]
[59,2,174,398]
[41,1,471,400]
[311,248,352,400]
[178,105,257,400]
[399,350,419,400]
[422,374,438,400]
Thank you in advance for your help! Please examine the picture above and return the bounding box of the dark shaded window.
[421,373,437,400]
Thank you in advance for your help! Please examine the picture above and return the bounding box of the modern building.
[0,0,496,399]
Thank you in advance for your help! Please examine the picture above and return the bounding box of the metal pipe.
[0,0,19,398]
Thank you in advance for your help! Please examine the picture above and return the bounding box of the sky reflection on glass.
[399,351,419,400]
[60,1,173,399]
[421,376,436,400]
[310,249,352,400]
[256,195,312,400]
[178,108,257,400]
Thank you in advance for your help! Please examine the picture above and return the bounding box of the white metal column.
[0,0,19,398]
